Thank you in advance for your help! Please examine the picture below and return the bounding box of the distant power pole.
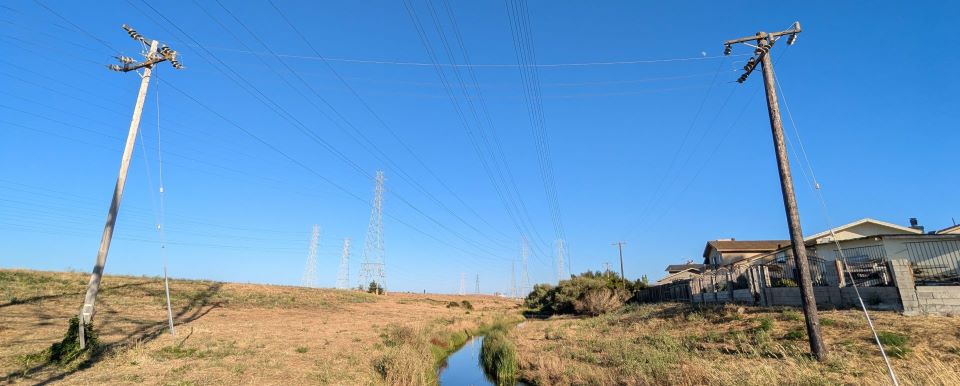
[724,22,827,361]
[612,241,626,289]
[335,238,351,289]
[78,25,182,349]
[359,171,386,293]
[302,225,320,287]
[603,262,611,276]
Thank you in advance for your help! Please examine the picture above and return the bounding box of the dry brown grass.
[0,269,520,385]
[511,303,960,385]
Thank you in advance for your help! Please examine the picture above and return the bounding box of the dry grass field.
[511,303,960,385]
[0,269,520,385]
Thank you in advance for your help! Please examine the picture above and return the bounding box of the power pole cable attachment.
[724,22,827,361]
[78,24,183,349]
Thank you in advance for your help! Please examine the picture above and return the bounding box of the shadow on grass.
[0,282,223,385]
[0,281,154,309]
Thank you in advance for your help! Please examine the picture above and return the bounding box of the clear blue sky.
[2,1,957,294]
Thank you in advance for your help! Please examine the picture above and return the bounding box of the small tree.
[367,281,384,295]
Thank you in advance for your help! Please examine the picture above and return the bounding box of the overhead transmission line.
[129,0,514,262]
[205,0,514,253]
[264,0,516,246]
[401,0,553,267]
[422,0,554,261]
[504,0,569,273]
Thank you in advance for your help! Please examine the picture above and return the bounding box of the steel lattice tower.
[302,225,320,287]
[459,272,465,295]
[556,239,567,283]
[521,238,531,295]
[359,171,386,291]
[335,238,351,289]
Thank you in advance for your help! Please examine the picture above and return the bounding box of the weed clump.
[481,329,518,385]
[50,316,97,366]
[446,301,460,308]
[877,331,911,358]
[460,300,474,310]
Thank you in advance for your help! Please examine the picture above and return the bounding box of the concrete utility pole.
[78,25,182,349]
[612,241,626,289]
[724,22,827,361]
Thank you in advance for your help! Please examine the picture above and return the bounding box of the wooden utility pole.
[612,241,626,289]
[78,25,182,348]
[724,22,827,361]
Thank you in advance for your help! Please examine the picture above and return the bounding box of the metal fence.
[835,245,892,287]
[763,248,830,287]
[905,240,960,285]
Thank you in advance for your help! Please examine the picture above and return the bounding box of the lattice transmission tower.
[359,171,386,291]
[521,237,531,295]
[302,225,320,287]
[335,238,351,289]
[556,239,567,283]
[459,272,465,295]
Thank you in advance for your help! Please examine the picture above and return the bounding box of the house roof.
[937,224,960,235]
[805,218,921,242]
[702,240,790,258]
[665,264,704,273]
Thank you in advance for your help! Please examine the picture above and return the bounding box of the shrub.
[481,330,517,385]
[772,278,798,287]
[380,324,418,347]
[574,288,627,316]
[367,281,384,295]
[295,346,308,354]
[445,301,460,308]
[525,271,643,315]
[460,300,473,310]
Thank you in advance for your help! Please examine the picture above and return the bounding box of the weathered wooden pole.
[723,23,826,361]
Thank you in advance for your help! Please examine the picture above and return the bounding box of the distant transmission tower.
[301,225,320,287]
[335,238,351,289]
[459,272,465,295]
[511,261,516,298]
[521,238,531,295]
[475,274,480,294]
[556,239,567,283]
[359,171,386,291]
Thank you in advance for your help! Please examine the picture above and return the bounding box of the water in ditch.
[437,335,528,386]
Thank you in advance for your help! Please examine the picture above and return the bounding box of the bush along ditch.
[524,271,643,316]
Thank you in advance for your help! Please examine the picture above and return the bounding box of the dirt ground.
[0,269,520,385]
[511,303,960,386]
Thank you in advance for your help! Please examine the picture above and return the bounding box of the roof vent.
[909,217,925,233]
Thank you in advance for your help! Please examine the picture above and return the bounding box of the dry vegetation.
[511,303,960,386]
[0,269,520,385]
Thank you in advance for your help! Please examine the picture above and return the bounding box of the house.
[654,263,704,286]
[938,223,960,235]
[702,239,789,268]
[750,218,960,286]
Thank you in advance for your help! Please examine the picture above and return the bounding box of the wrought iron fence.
[905,240,960,285]
[835,245,892,287]
[763,248,830,287]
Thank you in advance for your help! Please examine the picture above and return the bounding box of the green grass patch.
[295,346,309,354]
[784,327,806,340]
[755,317,774,332]
[877,331,911,358]
[481,330,518,385]
[781,310,802,322]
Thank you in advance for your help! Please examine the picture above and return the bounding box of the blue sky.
[1,1,957,294]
